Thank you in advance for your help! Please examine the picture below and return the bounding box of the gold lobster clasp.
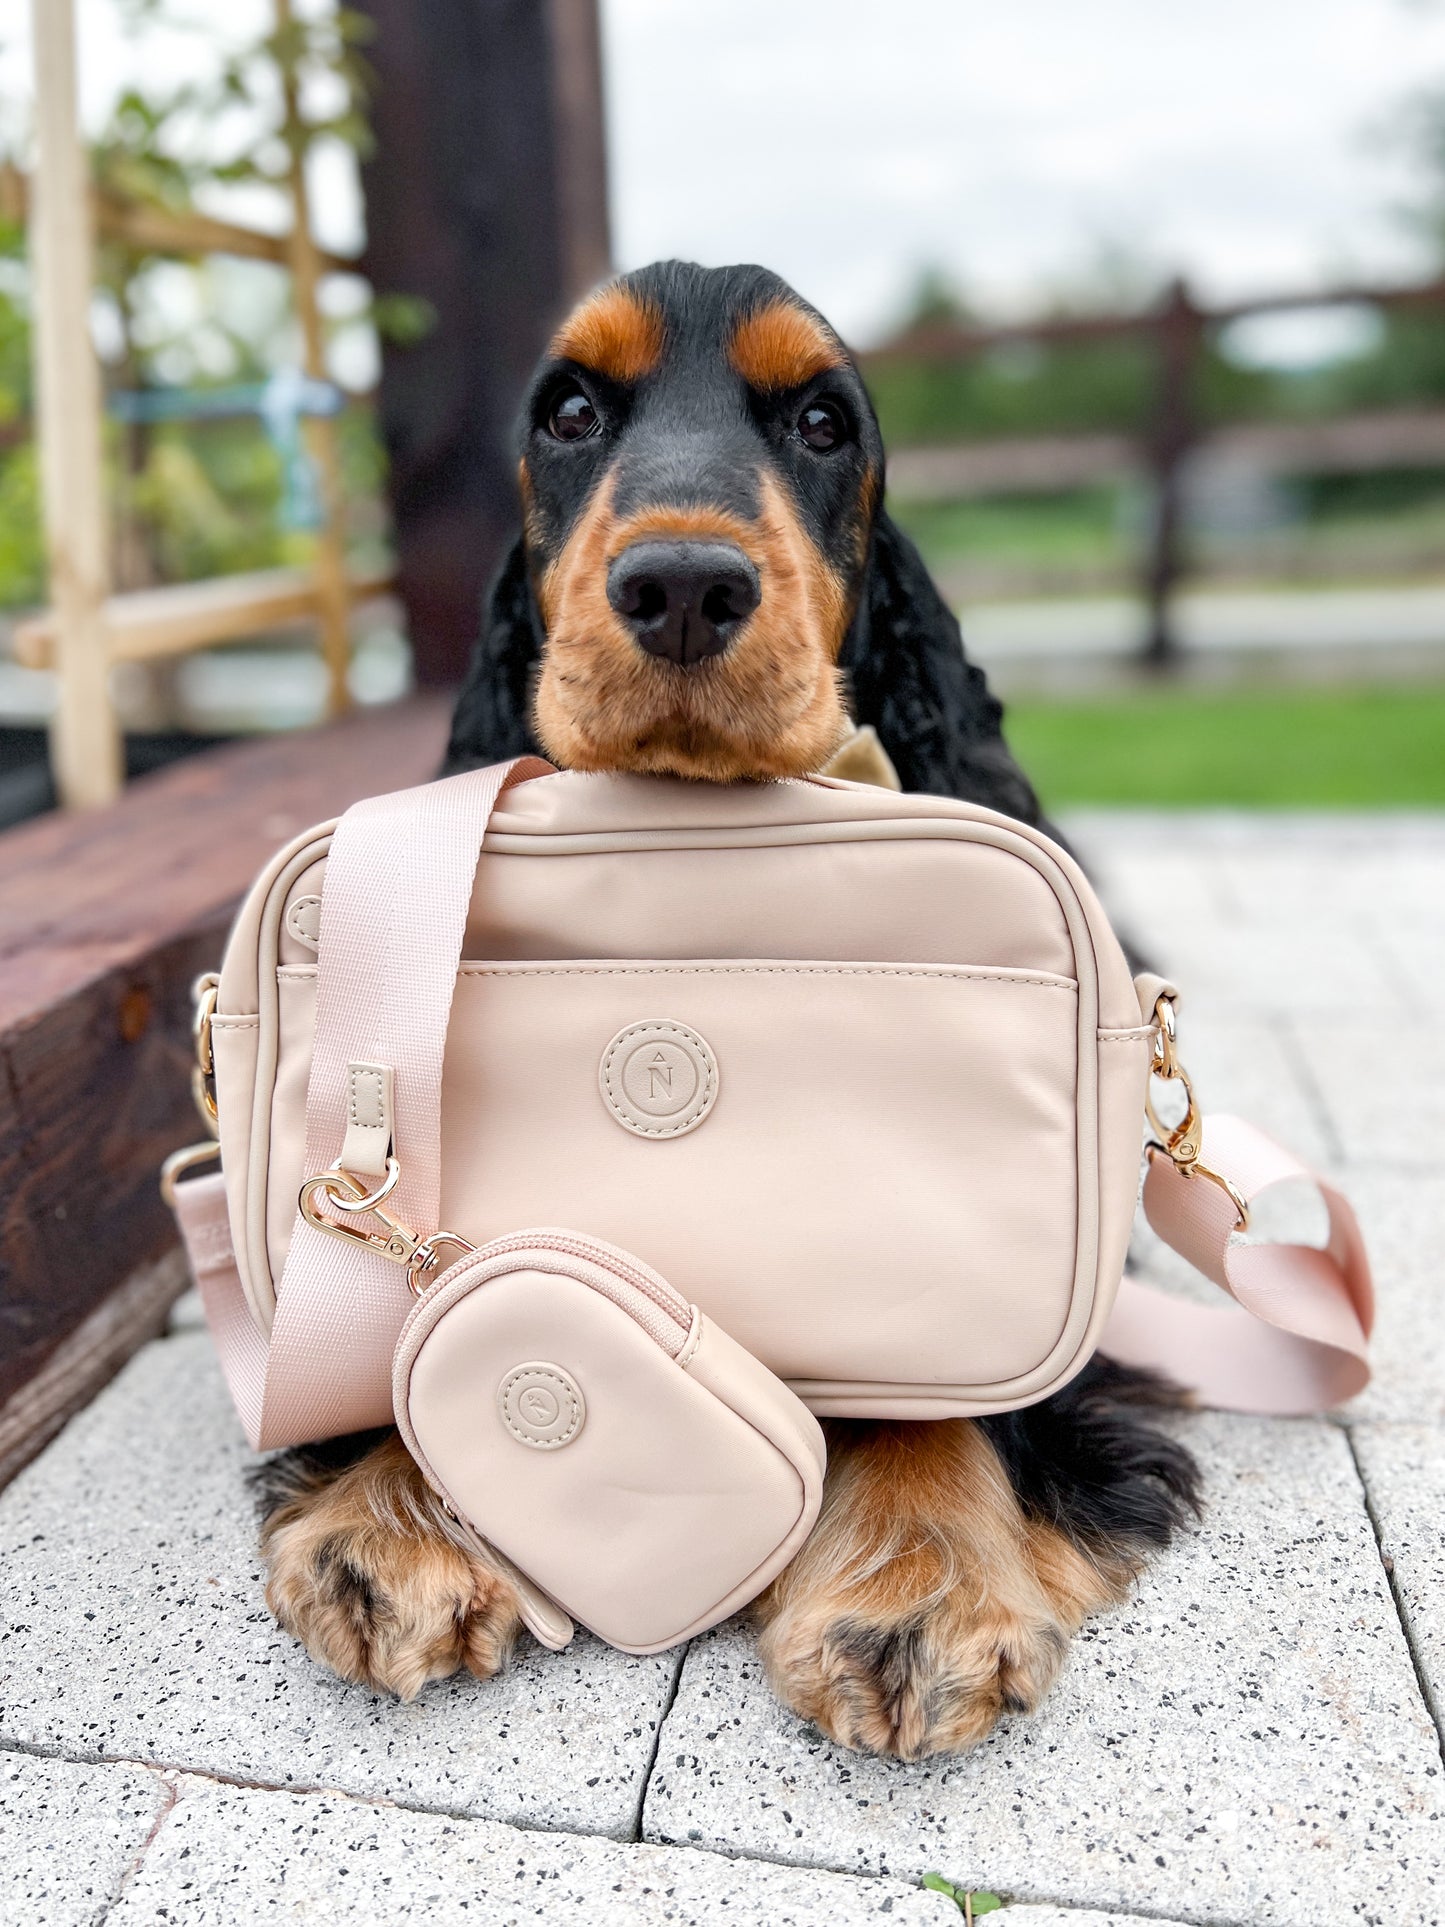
[1145,994,1250,1231]
[298,1165,475,1292]
[191,972,221,1133]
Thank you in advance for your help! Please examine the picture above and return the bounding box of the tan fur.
[755,1421,1137,1759]
[533,471,852,781]
[550,283,665,384]
[728,299,845,392]
[260,1435,522,1701]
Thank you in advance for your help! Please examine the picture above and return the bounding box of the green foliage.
[920,1872,1004,1915]
[1004,682,1445,807]
[0,0,392,609]
[0,438,43,608]
[895,489,1127,572]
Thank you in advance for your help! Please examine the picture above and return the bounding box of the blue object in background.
[108,371,344,531]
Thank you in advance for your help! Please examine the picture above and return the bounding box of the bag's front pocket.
[436,960,1084,1396]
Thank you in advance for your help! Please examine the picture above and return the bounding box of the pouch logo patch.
[599,1020,719,1139]
[499,1363,585,1450]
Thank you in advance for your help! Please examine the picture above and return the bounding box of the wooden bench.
[0,694,450,1486]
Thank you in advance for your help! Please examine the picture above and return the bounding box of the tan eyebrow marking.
[549,284,665,383]
[727,299,845,392]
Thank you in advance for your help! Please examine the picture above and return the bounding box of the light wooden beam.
[12,562,395,669]
[30,0,123,809]
[276,0,353,717]
[0,163,361,278]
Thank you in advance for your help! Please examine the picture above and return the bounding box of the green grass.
[1001,682,1445,807]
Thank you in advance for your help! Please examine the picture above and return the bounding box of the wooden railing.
[863,273,1445,665]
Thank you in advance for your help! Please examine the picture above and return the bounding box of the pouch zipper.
[415,1227,692,1350]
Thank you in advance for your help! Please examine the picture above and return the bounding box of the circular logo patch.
[498,1363,585,1450]
[599,1020,719,1139]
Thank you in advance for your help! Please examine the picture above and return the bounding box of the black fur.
[444,537,544,772]
[838,508,1052,819]
[247,1428,392,1523]
[980,1357,1202,1554]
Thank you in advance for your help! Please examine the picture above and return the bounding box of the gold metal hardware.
[298,1166,475,1292]
[1146,994,1250,1230]
[191,972,221,1133]
[160,1138,221,1209]
[319,1155,402,1214]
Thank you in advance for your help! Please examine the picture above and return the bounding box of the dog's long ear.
[839,508,1048,826]
[441,535,547,774]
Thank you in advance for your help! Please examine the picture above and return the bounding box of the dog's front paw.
[755,1419,1135,1760]
[757,1556,1069,1761]
[258,1434,522,1700]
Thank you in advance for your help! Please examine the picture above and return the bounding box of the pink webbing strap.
[185,756,553,1451]
[1103,1113,1373,1413]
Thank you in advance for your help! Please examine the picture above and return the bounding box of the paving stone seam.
[96,1769,181,1926]
[0,1732,631,1843]
[629,1640,689,1841]
[1343,1420,1445,1763]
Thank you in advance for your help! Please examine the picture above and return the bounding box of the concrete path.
[959,583,1445,692]
[1,812,1441,1926]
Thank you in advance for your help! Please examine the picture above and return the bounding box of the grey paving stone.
[0,1751,166,1926]
[1069,810,1440,1026]
[0,1336,675,1838]
[1326,1168,1445,1425]
[1351,1422,1445,1730]
[1291,1018,1445,1169]
[105,1776,957,1925]
[642,1413,1445,1927]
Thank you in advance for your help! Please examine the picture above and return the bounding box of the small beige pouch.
[392,1229,826,1656]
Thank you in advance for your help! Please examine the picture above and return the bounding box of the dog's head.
[448,260,1036,814]
[518,262,885,780]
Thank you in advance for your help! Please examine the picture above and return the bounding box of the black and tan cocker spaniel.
[253,261,1199,1760]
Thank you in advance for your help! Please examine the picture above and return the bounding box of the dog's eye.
[797,401,847,452]
[547,387,600,442]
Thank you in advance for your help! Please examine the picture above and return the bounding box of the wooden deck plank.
[0,694,450,1439]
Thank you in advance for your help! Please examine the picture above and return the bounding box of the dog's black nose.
[606,540,760,667]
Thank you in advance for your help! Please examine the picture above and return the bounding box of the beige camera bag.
[169,756,1373,1468]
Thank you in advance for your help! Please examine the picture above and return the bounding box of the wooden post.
[30,0,124,808]
[276,0,352,715]
[546,0,612,298]
[1141,276,1200,670]
[355,0,611,687]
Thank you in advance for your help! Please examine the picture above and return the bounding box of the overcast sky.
[8,0,1445,355]
[602,0,1445,344]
